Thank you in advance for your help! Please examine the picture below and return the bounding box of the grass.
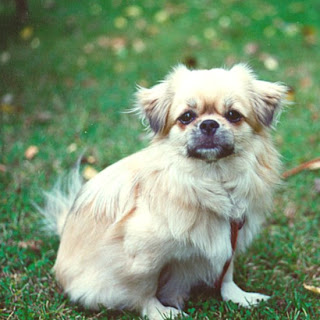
[1,0,319,319]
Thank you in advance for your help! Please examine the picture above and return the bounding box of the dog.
[41,64,287,319]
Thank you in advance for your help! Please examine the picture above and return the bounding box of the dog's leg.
[220,260,270,307]
[157,261,195,310]
[141,297,188,320]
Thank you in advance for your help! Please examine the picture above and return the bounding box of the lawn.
[1,0,319,319]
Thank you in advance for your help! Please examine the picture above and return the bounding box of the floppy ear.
[251,80,288,127]
[135,65,189,134]
[135,82,172,134]
[231,64,287,127]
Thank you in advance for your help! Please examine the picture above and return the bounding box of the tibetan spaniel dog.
[41,64,287,319]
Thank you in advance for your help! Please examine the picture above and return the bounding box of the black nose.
[199,120,220,135]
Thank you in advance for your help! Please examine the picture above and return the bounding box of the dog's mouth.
[187,131,235,161]
[187,144,234,161]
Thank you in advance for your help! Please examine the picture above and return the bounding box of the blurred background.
[1,0,319,319]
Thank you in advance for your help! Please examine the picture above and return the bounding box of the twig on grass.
[282,157,320,179]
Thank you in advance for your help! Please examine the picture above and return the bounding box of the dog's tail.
[36,163,83,237]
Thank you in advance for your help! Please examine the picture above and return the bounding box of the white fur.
[41,64,287,320]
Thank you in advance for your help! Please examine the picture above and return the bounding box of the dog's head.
[136,64,287,161]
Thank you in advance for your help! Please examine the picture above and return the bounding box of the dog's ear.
[135,82,171,134]
[135,65,189,134]
[231,64,287,127]
[250,79,288,127]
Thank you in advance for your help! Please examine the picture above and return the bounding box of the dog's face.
[136,64,287,161]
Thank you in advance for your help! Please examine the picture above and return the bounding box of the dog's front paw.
[221,281,270,307]
[142,297,188,320]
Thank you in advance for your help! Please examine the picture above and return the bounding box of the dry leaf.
[264,56,279,71]
[302,26,317,45]
[125,5,142,18]
[67,143,77,153]
[96,35,110,48]
[303,283,320,295]
[1,51,10,64]
[110,37,127,53]
[244,42,259,55]
[132,39,146,53]
[284,202,296,227]
[18,239,43,252]
[20,26,34,40]
[0,104,17,114]
[25,145,39,160]
[154,10,169,23]
[87,155,96,164]
[114,16,128,29]
[83,165,98,180]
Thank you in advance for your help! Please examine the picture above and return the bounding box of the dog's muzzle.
[187,120,235,161]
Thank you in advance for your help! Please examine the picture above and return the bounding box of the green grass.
[1,0,319,319]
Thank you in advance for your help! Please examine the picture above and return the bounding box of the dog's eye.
[225,110,243,123]
[178,111,196,125]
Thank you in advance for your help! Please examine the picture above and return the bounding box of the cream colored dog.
[42,64,287,319]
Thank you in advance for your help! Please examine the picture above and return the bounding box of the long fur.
[38,166,83,236]
[41,64,287,320]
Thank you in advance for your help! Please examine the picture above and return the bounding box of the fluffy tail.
[37,165,83,237]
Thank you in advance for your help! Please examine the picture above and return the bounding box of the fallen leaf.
[25,145,39,160]
[203,28,217,40]
[83,165,98,180]
[187,36,200,47]
[303,283,320,295]
[244,42,259,55]
[283,23,299,37]
[302,26,317,45]
[219,16,231,28]
[20,26,34,40]
[135,18,147,30]
[96,35,110,48]
[284,202,296,227]
[67,143,77,153]
[1,93,14,104]
[35,111,53,123]
[0,104,17,114]
[263,56,279,71]
[30,37,40,49]
[110,37,127,52]
[114,16,128,29]
[18,240,43,252]
[1,51,11,64]
[132,39,146,53]
[154,10,169,23]
[125,5,142,18]
[87,155,96,164]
